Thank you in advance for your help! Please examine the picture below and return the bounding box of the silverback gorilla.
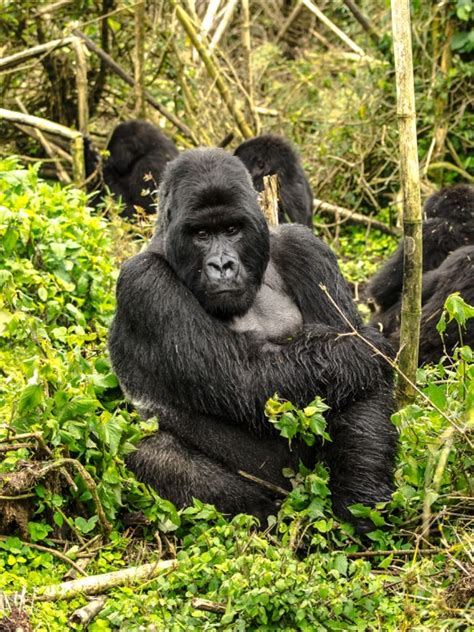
[109,149,397,531]
[85,120,179,218]
[234,135,313,227]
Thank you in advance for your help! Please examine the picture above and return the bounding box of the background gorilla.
[85,119,179,218]
[367,184,474,338]
[109,149,396,530]
[383,246,474,364]
[234,135,314,227]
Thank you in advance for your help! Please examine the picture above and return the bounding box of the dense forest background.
[0,1,473,630]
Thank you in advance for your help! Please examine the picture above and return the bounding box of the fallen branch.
[313,198,399,235]
[72,29,198,144]
[69,596,106,625]
[33,560,176,601]
[0,37,75,72]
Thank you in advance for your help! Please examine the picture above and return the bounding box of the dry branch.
[34,560,177,601]
[134,0,146,118]
[259,175,279,227]
[313,199,399,235]
[343,0,381,46]
[69,596,106,625]
[391,0,423,405]
[210,0,239,50]
[300,0,368,58]
[170,1,254,140]
[72,29,197,144]
[0,37,75,72]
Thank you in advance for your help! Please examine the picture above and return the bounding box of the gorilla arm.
[109,249,392,434]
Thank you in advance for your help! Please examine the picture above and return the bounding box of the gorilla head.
[234,135,313,226]
[155,149,270,319]
[424,183,474,222]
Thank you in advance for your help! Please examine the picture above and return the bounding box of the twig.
[191,598,226,614]
[238,470,288,496]
[300,0,369,58]
[314,198,399,235]
[0,535,88,577]
[343,547,443,558]
[427,161,474,183]
[32,560,177,601]
[343,0,381,46]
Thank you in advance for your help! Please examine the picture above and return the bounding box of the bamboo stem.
[391,0,423,406]
[72,37,89,135]
[0,36,75,71]
[134,0,146,118]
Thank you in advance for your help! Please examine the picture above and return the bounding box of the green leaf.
[17,384,43,414]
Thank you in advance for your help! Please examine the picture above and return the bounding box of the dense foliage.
[0,160,472,630]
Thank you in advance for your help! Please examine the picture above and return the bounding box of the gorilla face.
[157,149,270,319]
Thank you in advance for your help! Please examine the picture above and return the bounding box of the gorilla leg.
[127,431,281,521]
[322,394,397,531]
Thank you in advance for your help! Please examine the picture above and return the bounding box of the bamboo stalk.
[343,0,380,46]
[134,0,146,118]
[210,0,239,50]
[72,37,89,135]
[0,107,79,139]
[391,0,423,406]
[170,1,253,140]
[241,0,258,132]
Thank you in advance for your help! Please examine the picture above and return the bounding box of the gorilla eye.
[195,229,209,240]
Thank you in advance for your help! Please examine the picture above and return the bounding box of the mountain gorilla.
[234,135,314,227]
[367,184,474,338]
[85,120,179,218]
[386,246,474,364]
[109,149,396,531]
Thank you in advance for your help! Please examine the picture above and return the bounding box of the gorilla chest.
[229,262,303,341]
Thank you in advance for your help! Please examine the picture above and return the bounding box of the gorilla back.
[109,148,396,530]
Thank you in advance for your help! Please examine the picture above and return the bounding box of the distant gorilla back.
[424,184,474,222]
[234,135,313,227]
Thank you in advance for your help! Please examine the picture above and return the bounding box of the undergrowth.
[0,161,472,630]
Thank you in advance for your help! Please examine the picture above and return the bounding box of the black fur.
[387,246,474,364]
[85,120,179,218]
[109,148,396,530]
[367,184,474,338]
[234,135,313,227]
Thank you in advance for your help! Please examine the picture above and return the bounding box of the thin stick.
[300,0,368,58]
[391,0,423,406]
[314,198,399,235]
[238,470,288,496]
[343,0,380,46]
[0,536,88,577]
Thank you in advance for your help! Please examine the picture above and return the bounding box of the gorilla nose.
[205,254,240,282]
